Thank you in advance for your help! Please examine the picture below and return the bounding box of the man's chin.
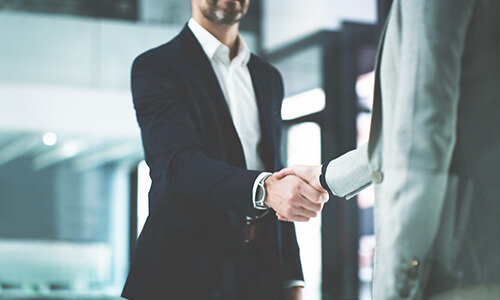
[214,11,243,25]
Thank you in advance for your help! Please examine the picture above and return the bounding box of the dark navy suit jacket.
[122,25,303,299]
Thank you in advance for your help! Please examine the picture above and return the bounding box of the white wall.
[0,11,182,137]
[139,0,191,24]
[0,12,183,90]
[262,0,377,51]
[0,83,139,137]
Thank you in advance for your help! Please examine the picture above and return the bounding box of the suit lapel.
[248,56,274,171]
[368,14,391,162]
[178,25,247,168]
[178,25,233,119]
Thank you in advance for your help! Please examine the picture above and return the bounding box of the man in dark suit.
[121,0,328,299]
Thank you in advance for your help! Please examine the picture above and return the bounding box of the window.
[285,120,322,300]
[136,160,150,237]
[1,0,138,21]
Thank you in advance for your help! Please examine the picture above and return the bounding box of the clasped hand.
[264,165,328,222]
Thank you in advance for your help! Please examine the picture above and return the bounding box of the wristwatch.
[254,173,272,210]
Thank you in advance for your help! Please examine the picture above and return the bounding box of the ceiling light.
[42,132,57,146]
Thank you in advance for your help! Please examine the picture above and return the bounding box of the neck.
[193,15,241,60]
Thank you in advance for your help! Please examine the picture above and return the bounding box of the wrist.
[319,163,330,192]
[262,174,277,207]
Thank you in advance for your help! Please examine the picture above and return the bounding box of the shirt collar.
[188,18,251,66]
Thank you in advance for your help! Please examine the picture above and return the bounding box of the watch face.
[255,183,267,209]
[256,186,264,203]
[255,174,271,210]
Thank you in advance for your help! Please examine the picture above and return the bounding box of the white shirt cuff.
[283,280,305,290]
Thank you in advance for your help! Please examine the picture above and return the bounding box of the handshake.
[264,165,329,222]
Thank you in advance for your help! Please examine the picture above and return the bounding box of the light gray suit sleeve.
[324,143,372,199]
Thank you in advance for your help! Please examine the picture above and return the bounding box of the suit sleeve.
[132,52,260,218]
[373,0,477,299]
[322,143,372,199]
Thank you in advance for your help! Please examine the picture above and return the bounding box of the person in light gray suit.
[276,0,500,299]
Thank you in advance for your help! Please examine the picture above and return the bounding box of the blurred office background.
[0,0,392,299]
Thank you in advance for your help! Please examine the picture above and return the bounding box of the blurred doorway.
[266,22,379,300]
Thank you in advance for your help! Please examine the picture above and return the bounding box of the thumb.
[274,167,295,179]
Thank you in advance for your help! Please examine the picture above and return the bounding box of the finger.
[312,202,324,217]
[277,214,287,221]
[296,195,323,213]
[289,215,310,222]
[277,215,292,222]
[285,166,311,184]
[302,184,329,204]
[274,167,295,179]
[281,212,310,222]
[311,182,327,194]
[296,179,327,204]
[294,165,325,193]
[319,192,330,203]
[298,202,324,219]
[295,205,319,218]
[276,212,289,220]
[276,212,293,222]
[278,209,309,222]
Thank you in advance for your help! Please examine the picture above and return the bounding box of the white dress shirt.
[188,18,304,291]
[188,18,264,171]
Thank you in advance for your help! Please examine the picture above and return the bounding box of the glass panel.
[0,131,139,298]
[137,160,151,237]
[281,88,326,121]
[272,46,323,97]
[285,122,322,300]
[356,72,374,112]
[1,0,138,21]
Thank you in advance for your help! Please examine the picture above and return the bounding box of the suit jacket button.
[410,259,419,267]
[371,170,384,183]
[407,259,419,279]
